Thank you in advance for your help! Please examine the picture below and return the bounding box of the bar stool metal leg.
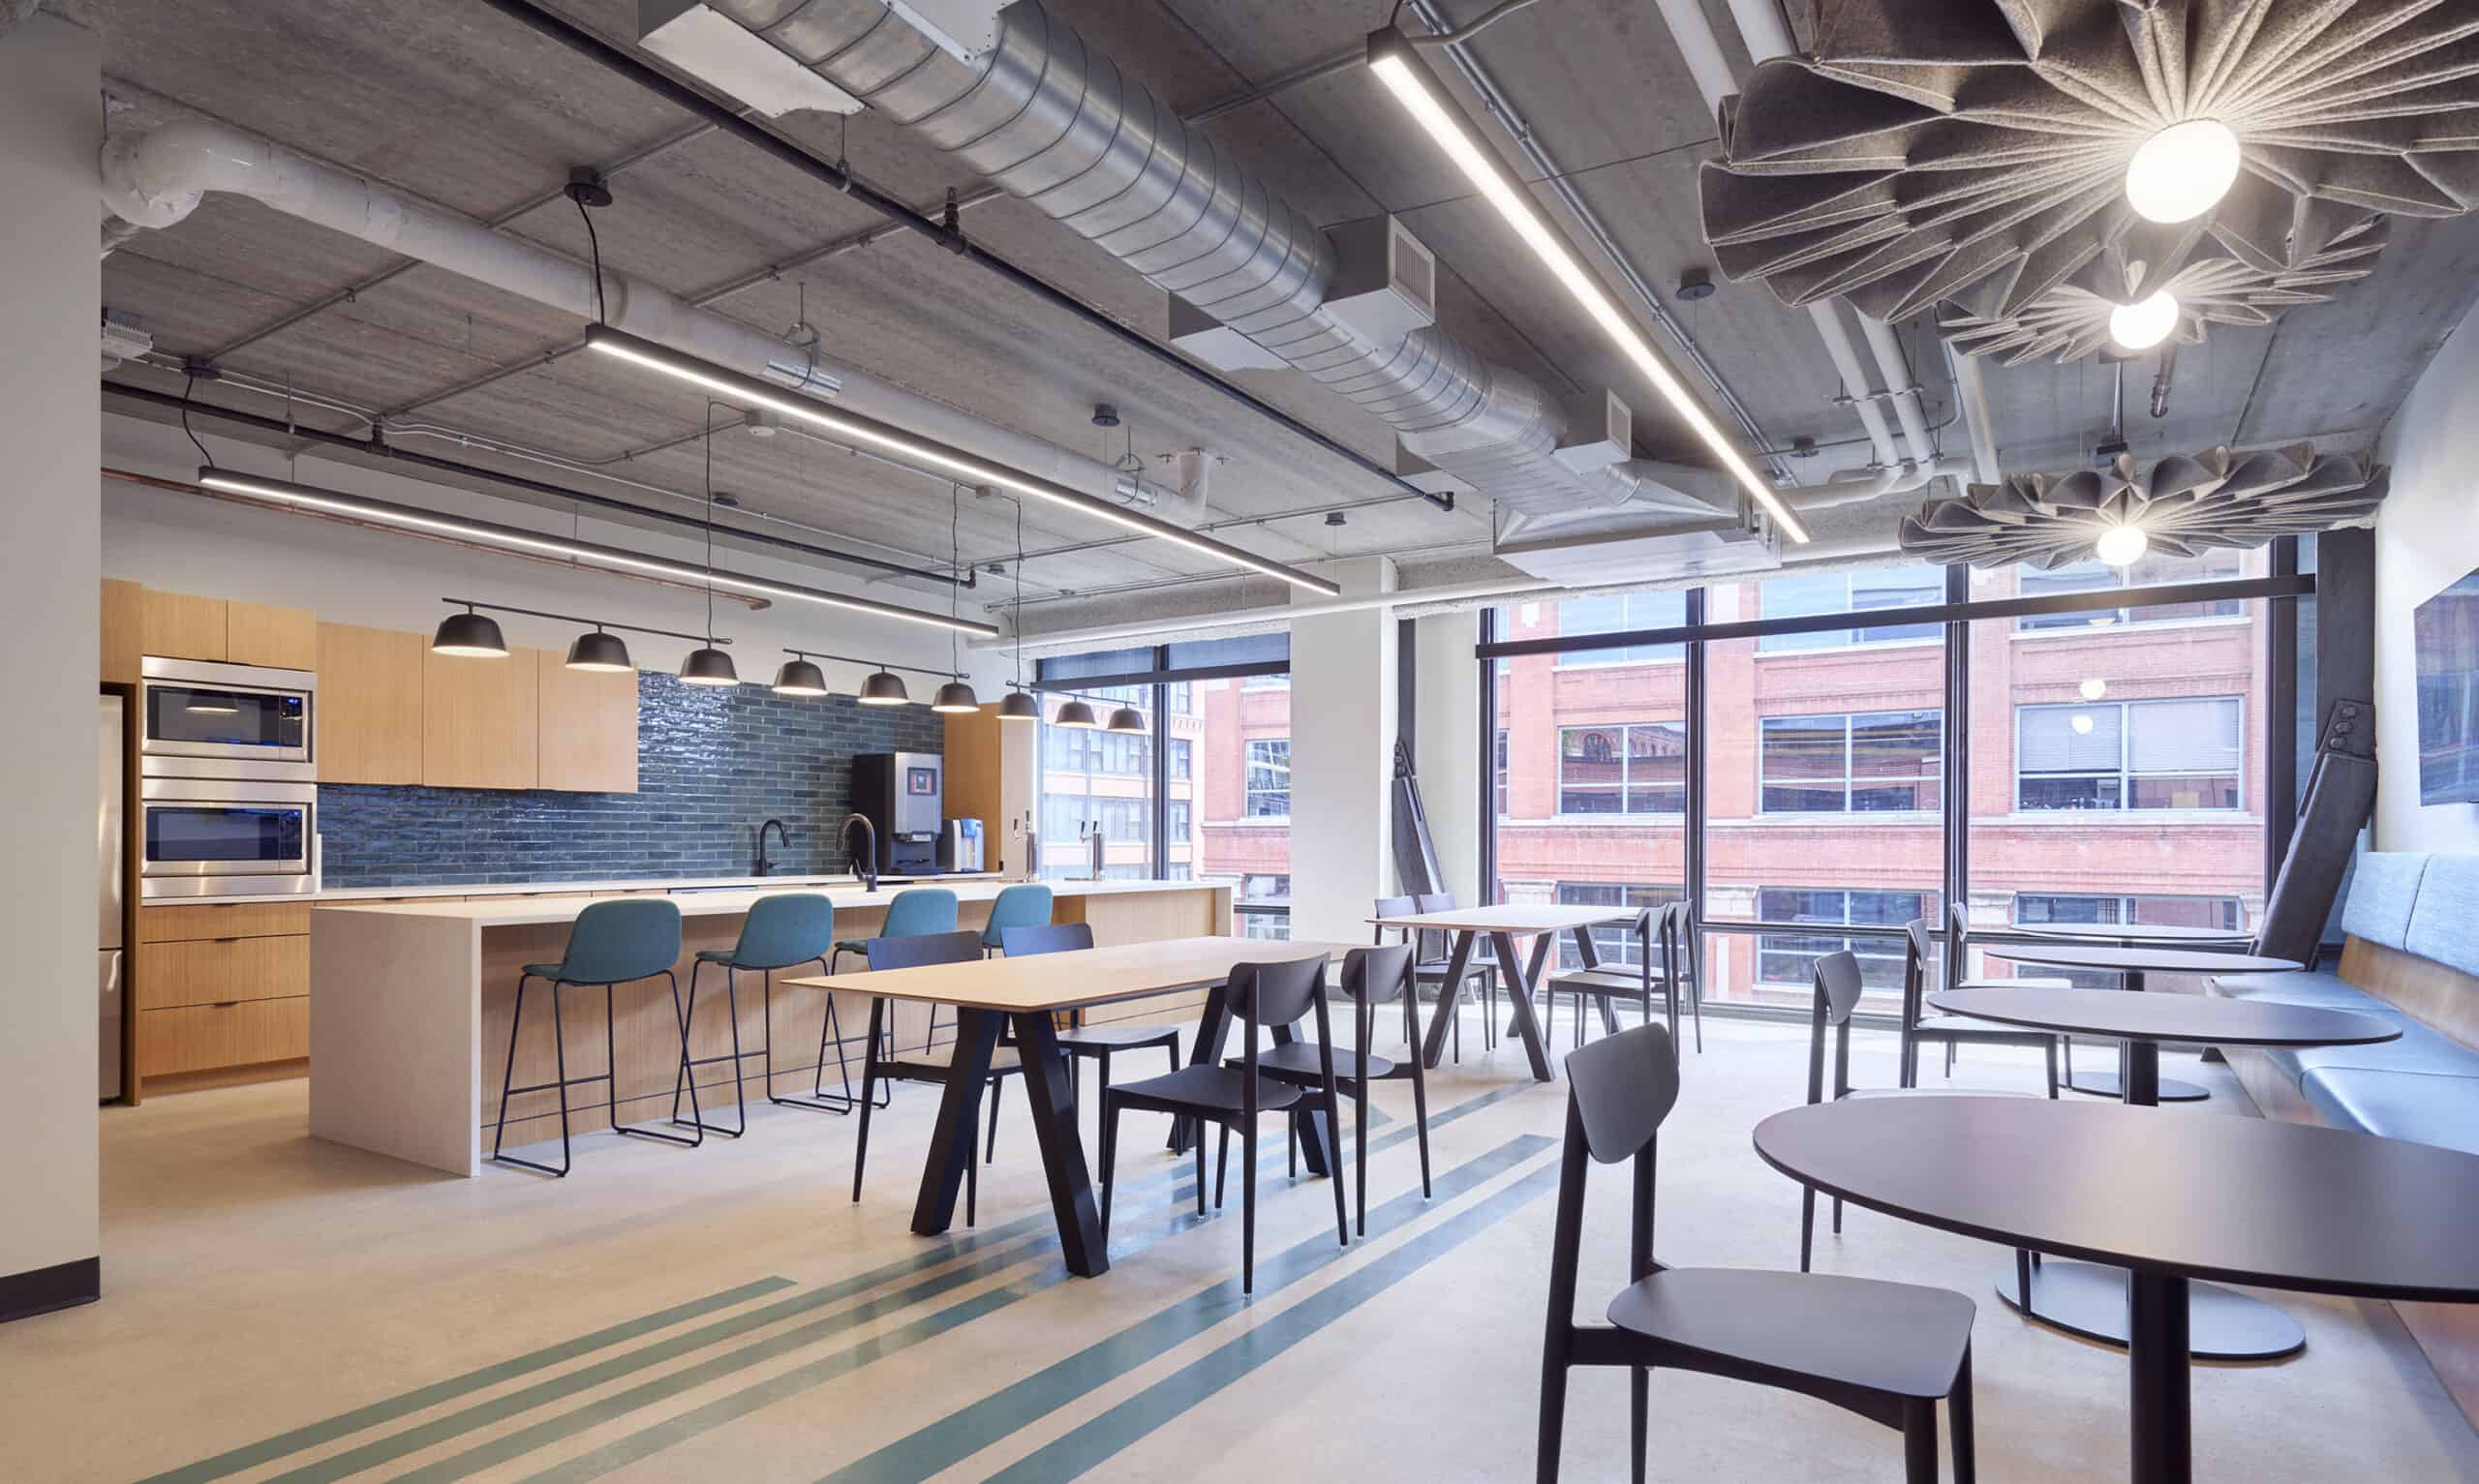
[493,972,579,1178]
[609,974,702,1148]
[673,960,750,1137]
[760,965,855,1114]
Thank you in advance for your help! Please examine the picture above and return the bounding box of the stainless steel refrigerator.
[100,695,124,1102]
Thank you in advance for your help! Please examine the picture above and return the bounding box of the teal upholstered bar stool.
[978,883,1055,956]
[668,893,845,1135]
[830,887,959,974]
[492,897,693,1177]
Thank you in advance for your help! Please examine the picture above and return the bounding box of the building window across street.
[1552,590,1685,664]
[1238,873,1291,940]
[1756,887,1932,991]
[1759,710,1943,813]
[2016,551,2246,630]
[2016,697,2243,811]
[1244,738,1291,818]
[1555,881,1681,967]
[1757,566,1943,651]
[1557,721,1687,814]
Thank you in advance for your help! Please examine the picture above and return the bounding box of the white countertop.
[169,870,1004,906]
[311,876,1217,927]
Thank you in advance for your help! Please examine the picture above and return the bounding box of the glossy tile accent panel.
[317,673,944,888]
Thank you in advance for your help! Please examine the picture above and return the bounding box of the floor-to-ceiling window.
[1037,636,1290,933]
[1476,547,2310,1016]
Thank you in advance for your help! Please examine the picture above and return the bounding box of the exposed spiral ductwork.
[704,0,1709,520]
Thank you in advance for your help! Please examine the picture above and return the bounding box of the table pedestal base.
[2065,1072,2211,1103]
[1996,1259,2304,1361]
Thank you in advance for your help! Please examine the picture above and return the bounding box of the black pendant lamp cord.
[702,403,719,643]
[950,485,964,680]
[1014,497,1026,689]
[181,375,214,469]
[576,195,608,326]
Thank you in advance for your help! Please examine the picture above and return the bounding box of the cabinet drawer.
[138,901,314,942]
[135,936,308,1011]
[139,998,309,1075]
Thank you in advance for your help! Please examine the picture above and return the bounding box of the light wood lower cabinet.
[136,936,309,1010]
[139,999,309,1076]
[139,901,314,942]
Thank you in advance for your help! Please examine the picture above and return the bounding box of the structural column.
[1286,558,1398,944]
[0,15,106,1321]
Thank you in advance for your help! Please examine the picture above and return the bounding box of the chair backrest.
[1341,944,1414,1005]
[1374,893,1417,947]
[865,929,985,972]
[557,898,683,984]
[732,893,835,971]
[878,887,960,939]
[979,884,1055,948]
[1901,916,1936,1028]
[1945,901,1973,989]
[1227,954,1328,1025]
[1658,899,1698,980]
[1545,1020,1681,1328]
[1413,892,1459,959]
[1806,950,1864,1105]
[1000,922,1093,957]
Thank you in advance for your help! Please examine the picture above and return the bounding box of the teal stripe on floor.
[130,1277,799,1484]
[992,1159,1565,1480]
[813,1132,1557,1484]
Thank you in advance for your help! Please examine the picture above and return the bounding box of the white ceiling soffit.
[1700,0,2479,332]
[691,0,1718,524]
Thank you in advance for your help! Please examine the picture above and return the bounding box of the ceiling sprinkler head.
[1790,436,1819,460]
[1675,266,1717,302]
[1091,403,1120,428]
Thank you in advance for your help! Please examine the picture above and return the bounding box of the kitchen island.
[306,879,1232,1175]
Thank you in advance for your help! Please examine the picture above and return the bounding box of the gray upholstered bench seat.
[2301,1068,2479,1158]
[2262,1010,2479,1085]
[2210,969,2391,1015]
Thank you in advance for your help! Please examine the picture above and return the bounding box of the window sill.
[1988,811,2261,827]
[1752,636,1943,658]
[1551,655,1687,672]
[2009,615,2251,641]
[1734,811,1943,825]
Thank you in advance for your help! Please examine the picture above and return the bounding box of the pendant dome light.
[771,656,829,696]
[858,668,911,706]
[1105,703,1148,734]
[680,409,739,686]
[931,484,980,714]
[432,604,508,658]
[566,626,635,673]
[998,491,1038,722]
[1053,697,1099,729]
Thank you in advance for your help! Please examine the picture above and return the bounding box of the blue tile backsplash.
[317,672,946,889]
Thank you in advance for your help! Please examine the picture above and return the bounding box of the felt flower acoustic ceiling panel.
[1699,0,2479,356]
[1897,444,2389,570]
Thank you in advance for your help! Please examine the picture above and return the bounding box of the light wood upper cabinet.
[139,590,229,662]
[318,622,426,785]
[537,659,640,794]
[101,579,143,685]
[424,646,540,790]
[227,601,318,670]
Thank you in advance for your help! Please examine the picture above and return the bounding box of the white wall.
[1,17,104,1299]
[1414,612,1482,905]
[103,413,1011,698]
[1284,558,1397,944]
[2373,296,2479,855]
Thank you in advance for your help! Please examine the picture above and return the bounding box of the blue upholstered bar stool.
[668,893,844,1135]
[978,883,1055,956]
[492,898,693,1177]
[834,887,960,1109]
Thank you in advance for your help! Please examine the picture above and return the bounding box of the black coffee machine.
[851,751,943,876]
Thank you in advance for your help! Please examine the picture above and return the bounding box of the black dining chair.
[1376,893,1494,1062]
[1898,917,2062,1097]
[1223,943,1431,1236]
[850,929,1020,1227]
[1542,900,1685,1057]
[1804,949,2041,1298]
[1101,953,1348,1292]
[1539,1017,1979,1484]
[1002,922,1183,1118]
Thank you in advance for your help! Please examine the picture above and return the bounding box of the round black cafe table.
[1756,1096,2479,1484]
[1983,942,2302,1104]
[1931,986,2399,1360]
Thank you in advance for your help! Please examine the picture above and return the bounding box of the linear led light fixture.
[1365,28,1810,545]
[579,327,1346,596]
[194,469,1001,638]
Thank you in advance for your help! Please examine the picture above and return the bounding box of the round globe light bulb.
[2127,119,2242,225]
[2095,524,2151,567]
[2070,713,2096,736]
[2109,289,2181,351]
[2079,677,2108,702]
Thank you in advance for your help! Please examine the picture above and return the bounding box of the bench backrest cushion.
[2405,855,2479,980]
[2341,852,2430,954]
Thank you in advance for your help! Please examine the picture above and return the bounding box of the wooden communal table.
[1756,1096,2479,1484]
[1932,986,2399,1360]
[788,936,1363,1279]
[1366,903,1641,1081]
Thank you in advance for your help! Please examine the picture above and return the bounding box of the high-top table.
[790,935,1362,1278]
[1756,1096,2479,1484]
[1931,986,2398,1359]
[2008,922,2257,1100]
[1365,902,1642,1080]
[1983,941,2301,1105]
